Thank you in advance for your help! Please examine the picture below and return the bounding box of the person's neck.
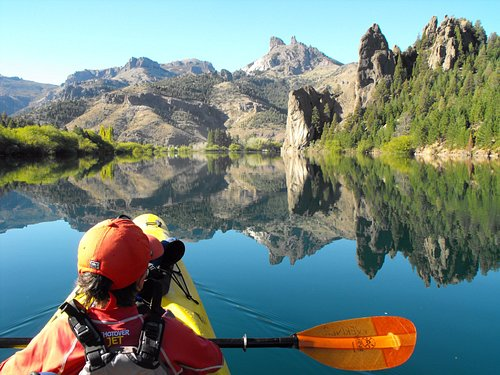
[94,300,109,309]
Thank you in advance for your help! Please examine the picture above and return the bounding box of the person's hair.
[77,272,138,308]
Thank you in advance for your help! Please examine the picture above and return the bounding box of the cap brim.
[146,234,164,261]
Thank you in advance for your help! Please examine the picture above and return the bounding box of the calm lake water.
[0,154,498,374]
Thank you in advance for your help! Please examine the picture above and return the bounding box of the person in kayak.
[0,217,224,375]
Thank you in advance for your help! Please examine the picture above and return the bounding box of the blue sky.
[1,0,498,85]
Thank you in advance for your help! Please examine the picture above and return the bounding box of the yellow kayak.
[134,213,231,375]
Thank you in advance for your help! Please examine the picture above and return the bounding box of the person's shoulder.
[41,312,72,334]
[88,304,141,322]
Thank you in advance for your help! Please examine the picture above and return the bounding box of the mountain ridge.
[2,35,343,117]
[65,57,216,85]
[3,16,495,152]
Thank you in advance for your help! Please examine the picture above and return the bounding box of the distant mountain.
[161,59,216,76]
[10,57,218,122]
[65,57,215,86]
[11,38,353,145]
[0,75,56,115]
[42,57,216,103]
[241,36,343,76]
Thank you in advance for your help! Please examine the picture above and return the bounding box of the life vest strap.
[61,300,108,371]
[61,299,164,371]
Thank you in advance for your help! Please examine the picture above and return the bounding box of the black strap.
[61,300,108,371]
[133,313,164,369]
[169,264,199,305]
[133,277,165,369]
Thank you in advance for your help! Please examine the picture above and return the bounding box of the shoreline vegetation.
[1,117,497,163]
[0,118,284,160]
[204,128,281,154]
[0,120,160,159]
[0,117,191,160]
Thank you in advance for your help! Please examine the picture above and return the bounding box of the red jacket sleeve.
[0,316,85,375]
[160,316,224,374]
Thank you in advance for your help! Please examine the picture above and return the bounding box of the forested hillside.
[320,24,498,154]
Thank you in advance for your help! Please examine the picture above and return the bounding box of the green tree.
[392,53,406,94]
[311,106,321,137]
[99,125,114,143]
[207,129,215,146]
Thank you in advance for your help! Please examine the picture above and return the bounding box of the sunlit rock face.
[423,16,480,71]
[281,24,398,145]
[356,23,395,106]
[281,86,335,153]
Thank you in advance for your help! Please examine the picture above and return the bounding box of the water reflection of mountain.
[306,154,499,287]
[0,154,498,286]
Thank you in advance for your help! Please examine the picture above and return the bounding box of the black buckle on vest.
[85,345,107,371]
[135,315,164,369]
[70,318,94,344]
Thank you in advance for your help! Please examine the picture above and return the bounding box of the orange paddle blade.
[296,316,417,371]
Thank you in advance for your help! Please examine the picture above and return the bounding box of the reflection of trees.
[206,154,232,175]
[0,156,230,233]
[1,154,498,286]
[0,157,108,187]
[311,154,499,286]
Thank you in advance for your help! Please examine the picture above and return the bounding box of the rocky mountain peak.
[242,36,342,76]
[65,67,120,85]
[422,15,439,45]
[359,23,391,60]
[160,58,216,75]
[371,23,382,35]
[425,16,480,71]
[269,36,285,50]
[123,56,161,70]
[356,23,395,105]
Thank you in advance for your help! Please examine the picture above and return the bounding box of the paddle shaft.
[210,336,297,349]
[0,337,31,348]
[0,336,298,350]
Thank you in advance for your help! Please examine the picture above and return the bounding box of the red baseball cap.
[78,218,157,290]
